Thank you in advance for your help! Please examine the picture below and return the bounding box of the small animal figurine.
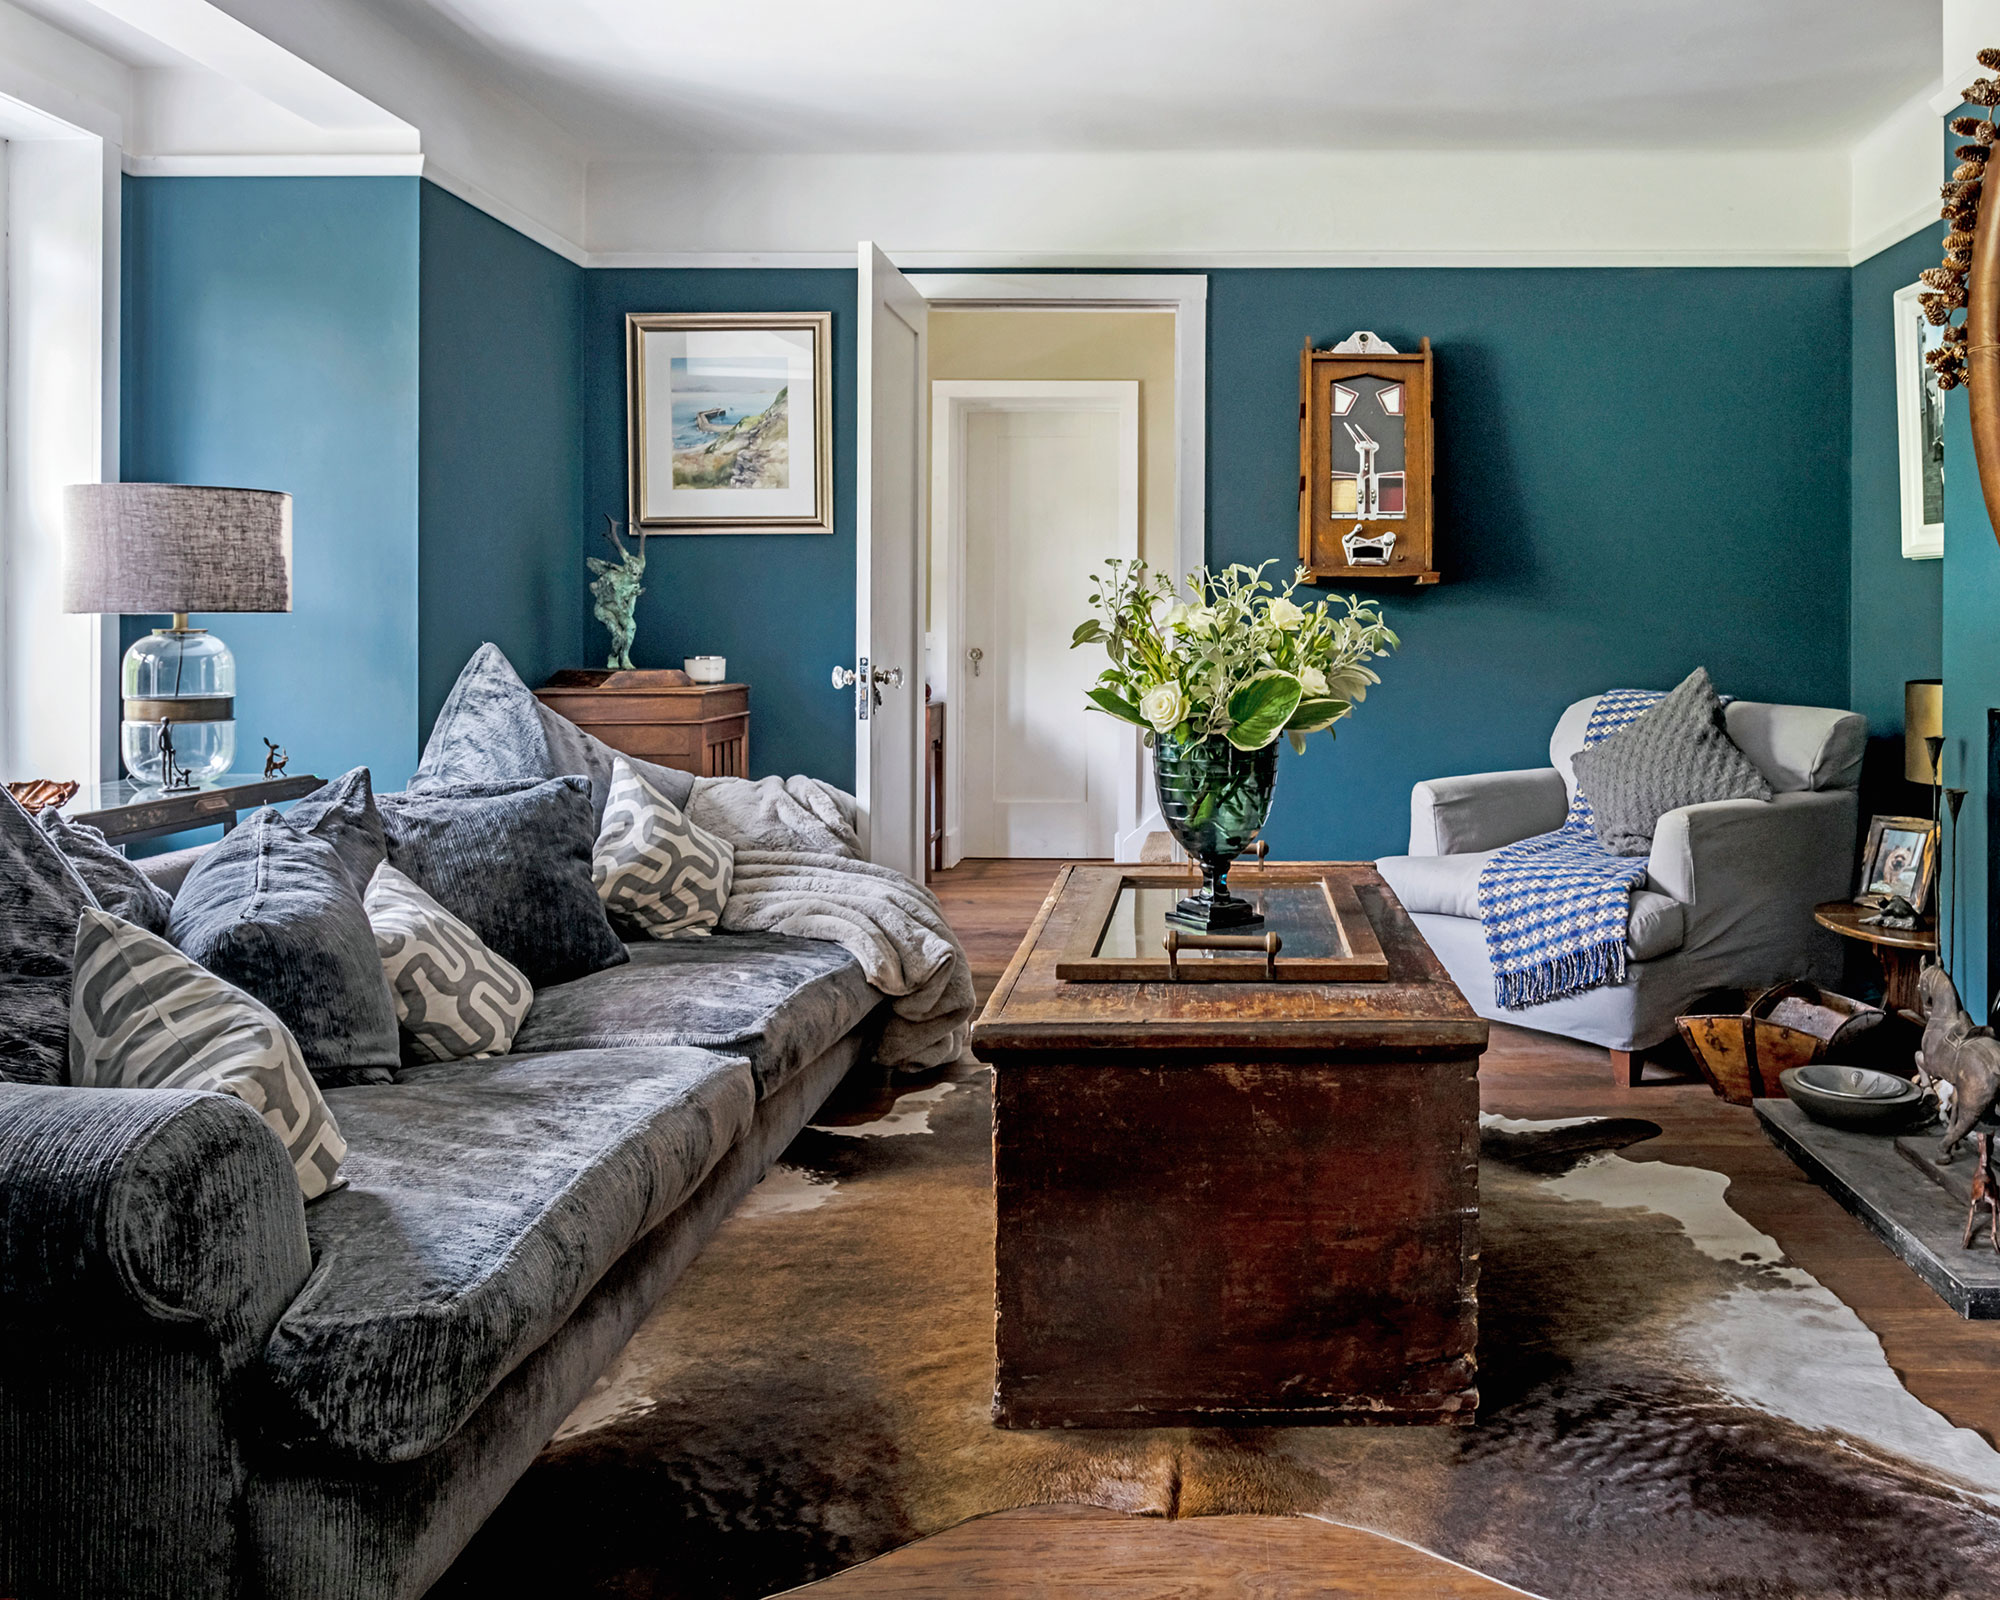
[1966,1132,2000,1251]
[1914,963,2000,1161]
[262,738,289,780]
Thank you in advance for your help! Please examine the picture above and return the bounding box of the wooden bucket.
[1676,981,1886,1106]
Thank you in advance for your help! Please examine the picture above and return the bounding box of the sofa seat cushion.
[1377,850,1686,962]
[262,1045,755,1463]
[511,932,879,1101]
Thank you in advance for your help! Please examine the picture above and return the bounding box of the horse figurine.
[1913,963,2000,1161]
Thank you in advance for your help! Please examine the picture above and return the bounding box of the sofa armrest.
[1409,769,1569,855]
[1646,790,1857,920]
[0,1084,311,1356]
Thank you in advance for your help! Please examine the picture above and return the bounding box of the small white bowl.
[684,655,726,683]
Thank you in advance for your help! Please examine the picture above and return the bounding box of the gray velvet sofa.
[1376,693,1867,1072]
[0,850,887,1600]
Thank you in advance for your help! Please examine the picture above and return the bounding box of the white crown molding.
[421,157,588,266]
[585,246,1861,270]
[1851,204,1943,266]
[122,150,423,176]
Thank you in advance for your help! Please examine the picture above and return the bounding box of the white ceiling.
[345,0,1939,157]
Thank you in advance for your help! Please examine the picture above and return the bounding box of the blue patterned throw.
[1476,689,1664,1010]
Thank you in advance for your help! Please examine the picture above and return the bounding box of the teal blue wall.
[1850,227,1948,735]
[418,182,585,732]
[581,269,858,786]
[1942,377,1999,1018]
[121,175,422,793]
[1204,268,1854,862]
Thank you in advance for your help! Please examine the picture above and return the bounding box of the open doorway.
[911,275,1205,869]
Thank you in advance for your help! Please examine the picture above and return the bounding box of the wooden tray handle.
[1164,929,1282,981]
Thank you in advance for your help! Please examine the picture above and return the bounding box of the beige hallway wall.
[926,309,1177,644]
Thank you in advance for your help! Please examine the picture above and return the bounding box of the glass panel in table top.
[1093,882,1344,961]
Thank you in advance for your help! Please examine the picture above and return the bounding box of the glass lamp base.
[122,718,234,788]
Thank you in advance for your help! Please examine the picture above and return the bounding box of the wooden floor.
[796,858,2000,1598]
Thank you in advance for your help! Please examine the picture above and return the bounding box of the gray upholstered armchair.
[1376,694,1868,1082]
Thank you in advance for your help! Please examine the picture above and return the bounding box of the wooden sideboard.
[535,670,749,778]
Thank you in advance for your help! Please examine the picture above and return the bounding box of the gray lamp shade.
[63,483,292,615]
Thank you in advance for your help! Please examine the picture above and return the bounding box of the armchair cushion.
[1408,769,1568,856]
[1570,668,1771,855]
[1377,850,1686,961]
[1553,694,1866,798]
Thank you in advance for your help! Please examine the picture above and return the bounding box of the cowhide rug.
[437,1063,2000,1600]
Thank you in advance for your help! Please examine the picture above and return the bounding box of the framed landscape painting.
[626,311,832,535]
[1892,281,1946,560]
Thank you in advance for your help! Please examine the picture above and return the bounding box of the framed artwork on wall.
[626,311,833,535]
[1893,281,1946,560]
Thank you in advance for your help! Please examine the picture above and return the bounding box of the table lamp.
[63,484,292,789]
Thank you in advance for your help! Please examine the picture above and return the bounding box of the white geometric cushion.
[363,863,532,1062]
[68,906,347,1199]
[593,756,735,939]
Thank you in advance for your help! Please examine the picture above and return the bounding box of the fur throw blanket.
[688,777,973,1067]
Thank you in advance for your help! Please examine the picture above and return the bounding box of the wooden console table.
[535,670,749,778]
[60,772,324,845]
[972,861,1487,1429]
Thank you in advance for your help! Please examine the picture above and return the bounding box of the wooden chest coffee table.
[971,861,1486,1429]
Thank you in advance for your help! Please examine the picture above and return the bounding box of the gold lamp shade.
[1905,679,1943,785]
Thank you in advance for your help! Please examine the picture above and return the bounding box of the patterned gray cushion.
[414,644,695,822]
[364,863,532,1062]
[68,906,347,1199]
[594,757,735,938]
[377,777,629,988]
[168,808,401,1086]
[1570,667,1774,855]
[38,811,172,936]
[0,789,99,1085]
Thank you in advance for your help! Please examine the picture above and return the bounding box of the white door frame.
[907,272,1205,864]
[908,273,1205,584]
[933,380,1140,866]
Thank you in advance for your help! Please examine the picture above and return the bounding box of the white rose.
[1181,606,1216,635]
[1139,682,1187,733]
[1298,665,1328,697]
[1266,597,1306,631]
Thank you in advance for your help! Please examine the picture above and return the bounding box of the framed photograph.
[626,311,832,535]
[1856,813,1939,911]
[1892,281,1946,560]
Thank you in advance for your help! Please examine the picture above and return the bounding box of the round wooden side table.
[1813,900,1938,1015]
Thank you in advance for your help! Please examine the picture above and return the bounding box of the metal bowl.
[1791,1064,1918,1100]
[1780,1066,1931,1133]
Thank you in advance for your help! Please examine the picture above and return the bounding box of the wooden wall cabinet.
[1298,336,1438,585]
[535,670,749,777]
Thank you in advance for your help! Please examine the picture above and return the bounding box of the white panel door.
[961,407,1128,858]
[851,242,927,879]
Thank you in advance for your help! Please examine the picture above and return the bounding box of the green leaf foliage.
[1224,672,1303,751]
[1284,696,1351,734]
[1084,686,1148,727]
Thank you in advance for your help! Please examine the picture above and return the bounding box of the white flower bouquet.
[1071,560,1398,755]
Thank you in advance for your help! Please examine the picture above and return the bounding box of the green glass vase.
[1151,733,1279,931]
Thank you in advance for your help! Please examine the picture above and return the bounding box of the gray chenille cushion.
[169,808,401,1087]
[377,777,628,988]
[38,811,173,936]
[0,790,97,1085]
[415,642,695,823]
[260,1045,755,1463]
[510,933,881,1101]
[1570,667,1773,855]
[283,766,389,893]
